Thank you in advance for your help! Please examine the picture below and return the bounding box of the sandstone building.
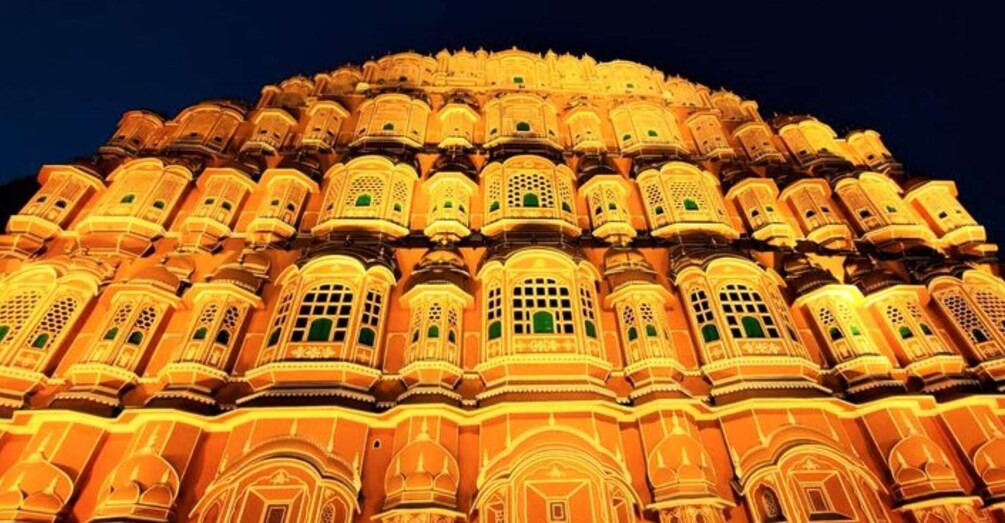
[0,48,1002,522]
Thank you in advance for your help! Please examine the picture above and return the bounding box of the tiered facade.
[0,48,1002,522]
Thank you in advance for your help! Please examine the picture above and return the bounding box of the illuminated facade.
[0,48,1003,522]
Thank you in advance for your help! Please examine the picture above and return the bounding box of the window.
[192,327,207,340]
[647,129,659,137]
[382,122,395,131]
[898,326,914,339]
[427,325,440,338]
[355,194,372,207]
[0,325,8,343]
[120,194,136,204]
[513,76,524,84]
[290,283,353,343]
[523,193,540,207]
[719,283,779,339]
[804,486,831,515]
[513,278,574,335]
[358,288,384,347]
[548,500,567,522]
[516,121,531,132]
[263,505,288,523]
[153,200,166,209]
[691,290,721,344]
[488,321,502,340]
[683,198,699,211]
[828,327,843,340]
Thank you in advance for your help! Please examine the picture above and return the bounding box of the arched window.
[192,327,207,340]
[513,278,574,335]
[758,486,786,522]
[718,284,779,339]
[355,194,372,207]
[516,121,531,132]
[899,326,914,339]
[120,194,136,204]
[523,193,540,207]
[290,284,353,343]
[690,289,720,344]
[741,316,766,338]
[683,198,699,211]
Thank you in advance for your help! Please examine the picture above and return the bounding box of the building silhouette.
[0,48,1002,522]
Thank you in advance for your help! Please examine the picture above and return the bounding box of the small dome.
[383,432,460,510]
[577,154,619,183]
[603,247,658,289]
[132,266,182,294]
[843,256,904,295]
[779,252,837,296]
[430,152,477,180]
[404,247,471,295]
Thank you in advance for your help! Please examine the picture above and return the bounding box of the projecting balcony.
[50,362,140,416]
[483,130,562,151]
[241,341,382,407]
[477,333,612,403]
[624,357,688,402]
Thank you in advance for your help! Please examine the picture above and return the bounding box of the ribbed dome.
[403,247,471,295]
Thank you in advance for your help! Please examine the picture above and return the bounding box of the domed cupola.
[779,252,839,298]
[603,247,683,401]
[784,252,906,401]
[398,247,473,404]
[579,154,635,245]
[423,152,479,244]
[379,419,462,520]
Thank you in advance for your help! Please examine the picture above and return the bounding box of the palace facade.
[0,48,1002,523]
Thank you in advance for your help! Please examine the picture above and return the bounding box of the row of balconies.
[2,157,990,262]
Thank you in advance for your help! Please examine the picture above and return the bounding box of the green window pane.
[683,198,699,211]
[645,325,658,337]
[221,201,233,211]
[488,321,502,340]
[850,325,862,336]
[382,122,395,131]
[120,194,135,204]
[523,193,540,207]
[358,327,376,346]
[741,316,765,338]
[647,129,658,137]
[654,205,665,215]
[584,320,597,339]
[919,323,934,335]
[622,133,632,141]
[608,202,617,211]
[561,201,572,212]
[127,331,144,345]
[268,328,282,347]
[489,201,501,212]
[153,200,166,209]
[355,194,372,207]
[898,326,914,339]
[31,334,49,348]
[215,330,231,345]
[828,327,843,341]
[0,325,8,343]
[532,311,554,334]
[192,327,208,340]
[308,318,333,341]
[444,201,453,209]
[103,327,119,340]
[516,121,531,132]
[627,327,638,341]
[701,324,720,343]
[448,330,456,343]
[513,76,524,84]
[427,325,440,338]
[393,203,402,212]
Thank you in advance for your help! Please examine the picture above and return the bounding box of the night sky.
[0,1,994,238]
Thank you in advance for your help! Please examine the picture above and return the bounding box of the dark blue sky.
[0,1,994,237]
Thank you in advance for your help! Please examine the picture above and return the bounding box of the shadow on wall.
[0,175,38,230]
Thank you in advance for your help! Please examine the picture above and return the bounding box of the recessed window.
[513,75,524,84]
[683,198,699,211]
[382,122,395,131]
[120,194,136,204]
[152,200,166,209]
[516,121,531,132]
